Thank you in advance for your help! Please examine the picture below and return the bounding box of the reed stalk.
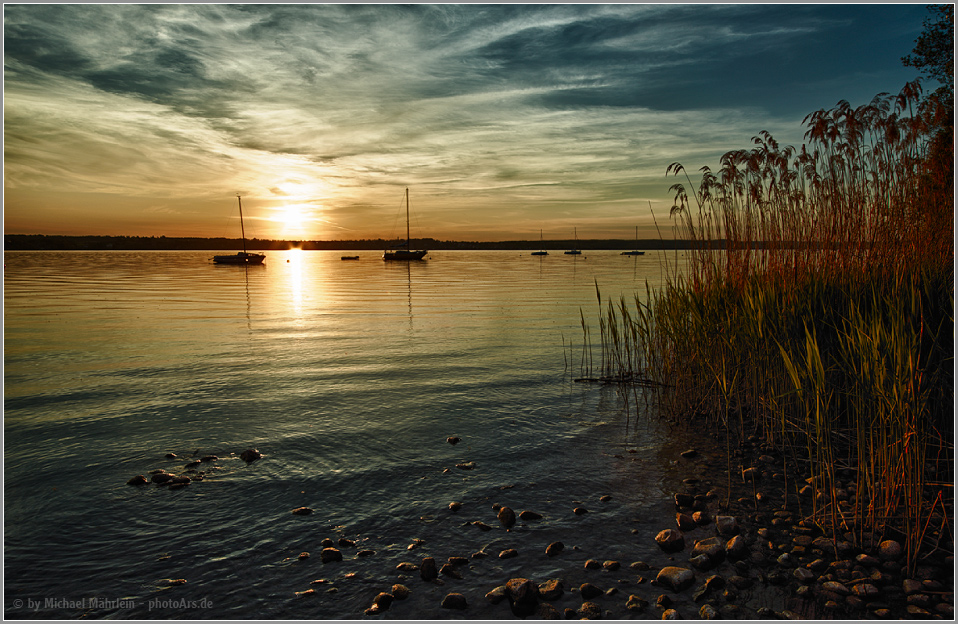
[583,81,953,571]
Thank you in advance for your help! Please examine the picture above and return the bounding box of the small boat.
[384,188,428,261]
[213,195,265,265]
[564,228,582,255]
[341,255,360,261]
[531,229,548,256]
[621,226,646,256]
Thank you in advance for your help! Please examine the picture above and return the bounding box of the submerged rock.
[151,472,175,484]
[545,541,564,557]
[446,436,461,445]
[420,557,438,581]
[441,592,468,610]
[291,507,313,515]
[391,584,410,600]
[518,510,542,521]
[240,448,261,462]
[580,583,603,600]
[655,529,686,553]
[498,506,516,529]
[127,475,148,485]
[320,548,343,563]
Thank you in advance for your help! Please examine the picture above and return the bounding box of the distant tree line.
[4,234,716,251]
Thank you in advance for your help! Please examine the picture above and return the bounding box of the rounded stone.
[578,601,602,620]
[320,548,342,563]
[420,557,438,580]
[127,475,148,485]
[498,506,516,529]
[518,510,542,521]
[580,583,602,600]
[499,548,518,559]
[655,566,695,592]
[878,540,902,561]
[545,541,564,557]
[240,448,261,462]
[655,529,686,553]
[441,592,467,610]
[391,584,410,600]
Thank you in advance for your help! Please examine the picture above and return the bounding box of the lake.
[4,249,728,619]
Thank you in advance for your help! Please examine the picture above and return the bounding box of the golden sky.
[4,4,924,241]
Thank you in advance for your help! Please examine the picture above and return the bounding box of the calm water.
[5,249,709,619]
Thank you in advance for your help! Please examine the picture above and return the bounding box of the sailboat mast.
[237,194,248,255]
[405,187,411,251]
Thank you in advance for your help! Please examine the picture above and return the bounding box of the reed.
[587,82,953,571]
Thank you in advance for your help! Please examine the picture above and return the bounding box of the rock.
[240,448,261,462]
[674,493,695,508]
[472,520,492,531]
[852,583,879,599]
[655,566,695,592]
[584,559,601,570]
[486,586,508,604]
[539,579,563,601]
[692,575,725,602]
[537,603,562,620]
[357,549,375,557]
[498,506,516,529]
[337,537,355,548]
[656,594,672,608]
[447,436,461,445]
[573,507,588,515]
[455,461,476,470]
[545,541,564,557]
[420,557,438,581]
[499,548,518,559]
[448,502,462,512]
[742,467,761,481]
[689,554,713,571]
[793,567,815,583]
[471,550,488,559]
[728,575,752,590]
[822,581,850,595]
[447,556,469,566]
[580,583,603,600]
[599,494,612,502]
[878,540,902,561]
[441,592,467,610]
[372,592,393,610]
[563,608,577,619]
[902,579,923,595]
[699,604,720,619]
[602,560,620,571]
[291,506,313,515]
[691,537,725,564]
[655,529,686,553]
[295,589,315,598]
[680,449,698,458]
[506,578,538,608]
[662,608,681,619]
[127,475,148,485]
[626,594,648,611]
[200,455,217,462]
[151,473,175,484]
[578,601,602,620]
[320,548,342,563]
[725,534,748,560]
[714,515,739,536]
[906,605,931,617]
[630,561,651,571]
[395,562,418,572]
[391,584,410,599]
[692,511,711,526]
[518,510,542,521]
[676,513,696,531]
[440,563,462,579]
[297,551,310,560]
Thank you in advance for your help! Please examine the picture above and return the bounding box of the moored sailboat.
[384,188,428,261]
[531,229,548,256]
[564,228,582,255]
[621,226,645,256]
[213,195,266,265]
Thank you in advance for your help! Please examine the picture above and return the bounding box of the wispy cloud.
[3,4,923,240]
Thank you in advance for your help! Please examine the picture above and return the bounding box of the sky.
[3,4,929,242]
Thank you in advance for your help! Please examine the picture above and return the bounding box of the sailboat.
[621,226,645,256]
[383,188,428,261]
[531,229,548,256]
[213,195,266,265]
[564,228,582,255]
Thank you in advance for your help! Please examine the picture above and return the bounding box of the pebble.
[545,541,564,557]
[584,559,601,570]
[578,602,602,619]
[441,592,467,610]
[676,512,696,531]
[655,566,695,592]
[485,586,508,604]
[497,506,516,529]
[455,461,476,470]
[499,548,518,559]
[580,583,603,599]
[602,560,620,571]
[538,579,564,601]
[240,448,261,462]
[518,510,542,521]
[626,594,648,611]
[439,563,462,579]
[290,506,313,515]
[448,502,462,512]
[573,507,588,515]
[655,529,685,553]
[320,548,342,563]
[127,475,148,485]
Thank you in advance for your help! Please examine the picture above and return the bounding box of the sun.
[272,204,311,237]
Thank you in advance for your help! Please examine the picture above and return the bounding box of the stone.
[599,494,612,502]
[447,556,468,566]
[630,561,651,571]
[584,559,601,570]
[391,584,410,600]
[680,449,698,458]
[456,461,476,470]
[446,436,460,445]
[577,601,602,620]
[674,493,695,507]
[655,566,695,592]
[538,579,564,601]
[498,506,516,529]
[320,548,342,563]
[725,534,749,560]
[506,578,538,608]
[290,506,313,515]
[441,592,467,610]
[439,563,462,579]
[662,608,681,619]
[395,562,418,572]
[485,586,508,604]
[822,581,850,595]
[743,467,761,481]
[537,603,562,619]
[676,513,696,531]
[472,521,492,531]
[714,515,739,536]
[793,567,815,583]
[878,540,902,561]
[152,472,175,484]
[298,551,310,560]
[357,549,375,557]
[626,594,648,611]
[338,537,355,547]
[689,554,713,571]
[200,455,218,462]
[580,583,603,600]
[471,550,488,559]
[240,448,261,462]
[699,604,720,619]
[372,592,393,610]
[656,594,672,608]
[655,529,686,553]
[573,507,588,515]
[692,511,711,526]
[127,475,148,485]
[519,510,542,521]
[545,541,564,557]
[448,502,462,512]
[420,557,438,581]
[603,560,620,571]
[499,548,518,559]
[691,537,725,564]
[852,583,879,599]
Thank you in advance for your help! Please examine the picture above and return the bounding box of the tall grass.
[591,82,953,571]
